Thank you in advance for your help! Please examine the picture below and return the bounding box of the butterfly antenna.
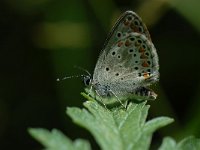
[56,74,84,82]
[73,65,91,76]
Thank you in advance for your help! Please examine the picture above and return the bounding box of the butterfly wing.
[93,11,159,96]
[102,11,152,51]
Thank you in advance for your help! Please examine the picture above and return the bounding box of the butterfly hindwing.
[94,32,158,87]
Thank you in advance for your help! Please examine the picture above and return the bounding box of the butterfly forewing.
[102,11,152,52]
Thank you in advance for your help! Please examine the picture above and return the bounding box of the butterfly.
[83,11,159,105]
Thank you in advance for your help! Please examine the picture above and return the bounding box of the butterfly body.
[84,11,159,104]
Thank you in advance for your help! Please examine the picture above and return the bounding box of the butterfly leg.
[109,89,126,109]
[94,89,108,110]
[87,85,93,97]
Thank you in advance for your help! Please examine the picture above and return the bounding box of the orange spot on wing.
[125,40,131,47]
[142,61,149,67]
[140,53,148,59]
[130,23,135,30]
[143,72,149,78]
[130,23,139,32]
[135,42,140,47]
[117,41,123,47]
[139,47,145,52]
[124,20,129,26]
[133,27,139,32]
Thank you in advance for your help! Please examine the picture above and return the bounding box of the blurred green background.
[0,0,200,149]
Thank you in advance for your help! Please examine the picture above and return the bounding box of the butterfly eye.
[83,76,91,86]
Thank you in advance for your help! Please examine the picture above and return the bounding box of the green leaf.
[28,128,91,150]
[28,93,200,150]
[159,136,200,150]
[67,93,174,150]
[158,137,177,150]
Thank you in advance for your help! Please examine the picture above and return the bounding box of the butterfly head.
[83,75,92,87]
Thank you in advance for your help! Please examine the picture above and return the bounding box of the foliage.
[29,93,200,150]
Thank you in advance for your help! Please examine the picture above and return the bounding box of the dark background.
[0,0,200,149]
